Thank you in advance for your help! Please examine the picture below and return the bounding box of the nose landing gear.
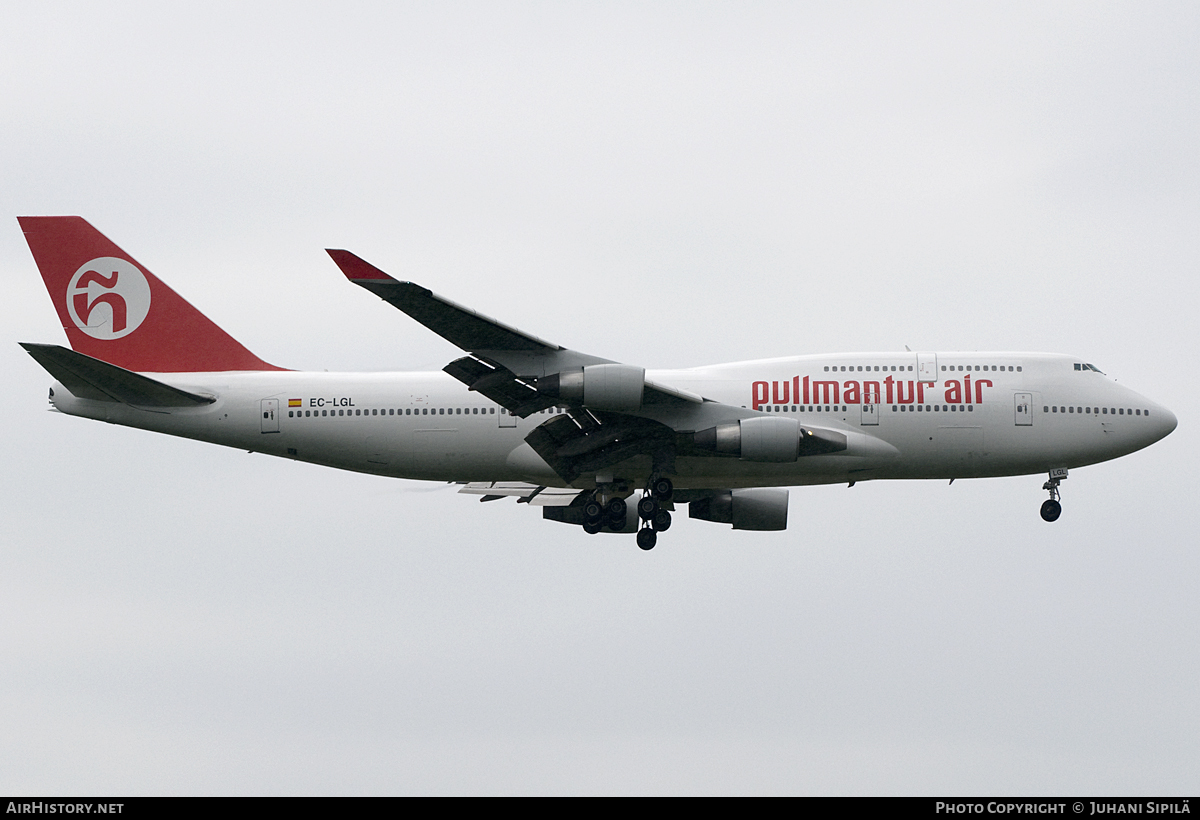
[1040,469,1067,522]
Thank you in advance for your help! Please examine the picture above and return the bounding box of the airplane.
[18,216,1177,550]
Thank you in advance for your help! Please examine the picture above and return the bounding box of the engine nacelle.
[539,363,645,411]
[689,488,789,531]
[694,416,799,462]
[694,417,847,461]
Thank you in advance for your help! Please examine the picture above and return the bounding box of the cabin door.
[1014,393,1033,426]
[861,389,879,426]
[260,399,279,433]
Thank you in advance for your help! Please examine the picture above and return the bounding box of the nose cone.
[1152,404,1178,443]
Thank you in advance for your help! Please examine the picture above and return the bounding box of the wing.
[327,250,849,484]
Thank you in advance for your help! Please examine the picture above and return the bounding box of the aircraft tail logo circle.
[66,257,152,340]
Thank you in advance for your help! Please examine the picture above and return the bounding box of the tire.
[607,497,627,521]
[637,496,658,520]
[652,509,672,532]
[1040,499,1062,522]
[652,477,674,500]
[636,528,657,550]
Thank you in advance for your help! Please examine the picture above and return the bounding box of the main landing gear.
[635,476,674,550]
[1040,469,1067,522]
[583,496,627,534]
[582,475,675,549]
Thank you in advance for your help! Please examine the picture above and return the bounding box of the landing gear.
[582,494,629,533]
[634,475,675,549]
[636,528,657,550]
[582,473,675,548]
[653,509,672,531]
[1040,469,1066,522]
[606,497,626,526]
[1040,499,1062,522]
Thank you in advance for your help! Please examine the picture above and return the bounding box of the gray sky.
[1,1,1197,795]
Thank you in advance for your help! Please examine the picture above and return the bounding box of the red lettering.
[945,380,961,403]
[803,375,810,404]
[964,374,972,404]
[843,381,860,403]
[793,376,800,407]
[974,379,993,404]
[864,381,881,404]
[896,380,915,404]
[752,381,768,410]
[812,380,840,404]
[772,380,790,404]
[884,375,895,404]
[917,380,926,403]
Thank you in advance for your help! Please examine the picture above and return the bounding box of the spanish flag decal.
[288,399,302,407]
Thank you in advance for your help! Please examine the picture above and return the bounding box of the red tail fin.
[19,216,281,372]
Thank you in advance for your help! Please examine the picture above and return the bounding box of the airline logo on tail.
[66,257,151,340]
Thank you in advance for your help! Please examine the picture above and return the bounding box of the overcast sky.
[1,1,1197,795]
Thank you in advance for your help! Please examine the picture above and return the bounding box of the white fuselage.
[46,352,1176,489]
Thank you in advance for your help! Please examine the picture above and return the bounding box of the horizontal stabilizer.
[21,343,215,407]
[326,250,561,352]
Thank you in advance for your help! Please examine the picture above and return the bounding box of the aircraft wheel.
[583,499,603,521]
[1040,499,1062,522]
[652,477,673,500]
[606,498,627,521]
[636,528,657,550]
[583,520,602,535]
[652,509,672,532]
[637,496,658,520]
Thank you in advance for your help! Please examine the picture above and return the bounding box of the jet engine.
[689,488,789,531]
[694,417,846,461]
[538,363,645,411]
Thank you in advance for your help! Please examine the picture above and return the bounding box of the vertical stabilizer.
[19,216,281,372]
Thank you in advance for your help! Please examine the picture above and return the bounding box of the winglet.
[326,249,396,282]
